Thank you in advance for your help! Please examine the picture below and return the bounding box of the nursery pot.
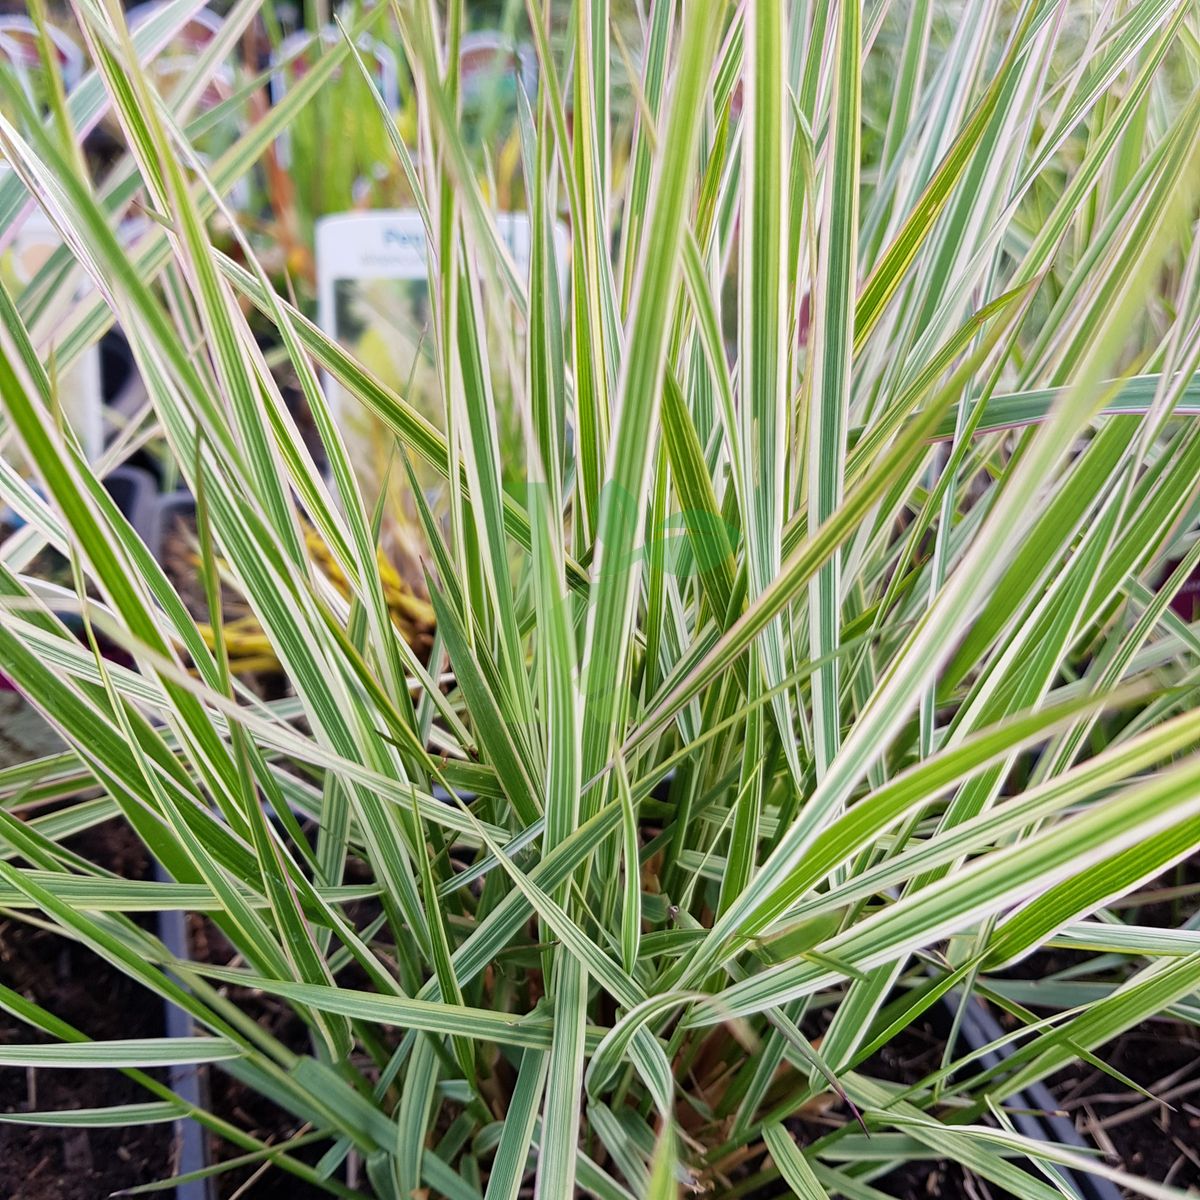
[118,472,214,1199]
[145,488,198,568]
[1,466,211,1199]
[948,993,1123,1200]
[137,489,214,1199]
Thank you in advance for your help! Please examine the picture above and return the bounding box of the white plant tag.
[315,209,566,571]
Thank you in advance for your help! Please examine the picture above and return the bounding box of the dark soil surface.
[1049,1020,1200,1198]
[186,914,337,1199]
[861,1019,1022,1200]
[0,820,173,1200]
[0,805,347,1197]
[875,1159,1014,1200]
[162,513,247,629]
[1111,854,1200,928]
[986,854,1200,1197]
[161,517,366,1195]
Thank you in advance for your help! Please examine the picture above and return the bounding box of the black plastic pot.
[155,877,213,1200]
[123,534,1124,1199]
[116,482,212,1200]
[145,489,196,568]
[1,467,209,1197]
[949,993,1124,1200]
[104,463,157,534]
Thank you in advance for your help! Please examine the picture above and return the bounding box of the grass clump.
[1,1,1200,1197]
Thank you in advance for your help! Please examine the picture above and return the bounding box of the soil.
[1110,854,1200,928]
[0,806,349,1198]
[159,514,379,1194]
[876,1159,1014,1200]
[1048,1021,1200,1198]
[860,1019,1023,1200]
[192,849,418,1196]
[0,820,173,1200]
[988,918,1200,1197]
[760,1009,1027,1200]
[185,913,338,1199]
[162,513,246,630]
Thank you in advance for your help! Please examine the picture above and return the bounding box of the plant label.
[315,209,566,573]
